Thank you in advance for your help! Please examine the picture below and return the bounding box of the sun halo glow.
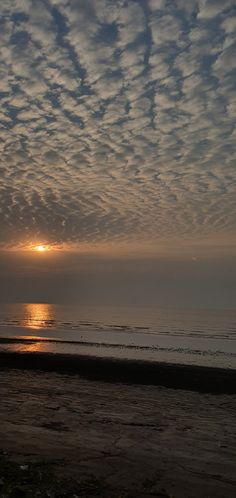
[34,245,49,252]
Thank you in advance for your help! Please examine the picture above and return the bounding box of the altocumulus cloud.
[0,0,235,250]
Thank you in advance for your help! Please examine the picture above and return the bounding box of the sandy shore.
[0,362,236,497]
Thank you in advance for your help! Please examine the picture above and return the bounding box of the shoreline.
[1,350,236,394]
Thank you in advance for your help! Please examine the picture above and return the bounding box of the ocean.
[0,303,235,369]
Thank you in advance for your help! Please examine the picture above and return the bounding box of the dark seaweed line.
[0,351,236,393]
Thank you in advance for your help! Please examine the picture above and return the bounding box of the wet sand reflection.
[6,337,51,353]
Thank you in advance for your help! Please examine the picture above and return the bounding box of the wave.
[0,318,236,341]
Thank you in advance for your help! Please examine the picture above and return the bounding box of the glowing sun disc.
[34,245,48,252]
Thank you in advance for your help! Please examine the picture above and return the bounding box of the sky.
[0,0,236,307]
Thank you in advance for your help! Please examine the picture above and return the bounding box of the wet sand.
[0,355,236,497]
[0,351,236,393]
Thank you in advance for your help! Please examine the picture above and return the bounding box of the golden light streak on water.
[23,303,55,329]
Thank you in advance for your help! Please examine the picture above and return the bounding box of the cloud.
[197,0,234,20]
[0,0,235,252]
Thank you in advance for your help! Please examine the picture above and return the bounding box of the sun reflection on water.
[23,303,55,329]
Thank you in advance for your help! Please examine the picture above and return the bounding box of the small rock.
[47,404,60,411]
[20,465,29,471]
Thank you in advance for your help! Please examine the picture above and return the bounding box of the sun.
[28,243,59,253]
[34,245,48,252]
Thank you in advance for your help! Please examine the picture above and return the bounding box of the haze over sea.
[0,303,235,370]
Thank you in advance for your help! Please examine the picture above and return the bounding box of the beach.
[1,0,236,495]
[1,356,236,497]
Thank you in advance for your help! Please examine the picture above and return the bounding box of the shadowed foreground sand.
[0,368,236,497]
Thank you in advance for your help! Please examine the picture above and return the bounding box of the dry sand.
[0,367,236,497]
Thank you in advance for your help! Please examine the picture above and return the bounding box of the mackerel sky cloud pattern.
[0,0,235,249]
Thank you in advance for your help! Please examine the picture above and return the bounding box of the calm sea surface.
[0,303,235,369]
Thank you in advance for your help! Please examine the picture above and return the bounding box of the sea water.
[0,303,235,369]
